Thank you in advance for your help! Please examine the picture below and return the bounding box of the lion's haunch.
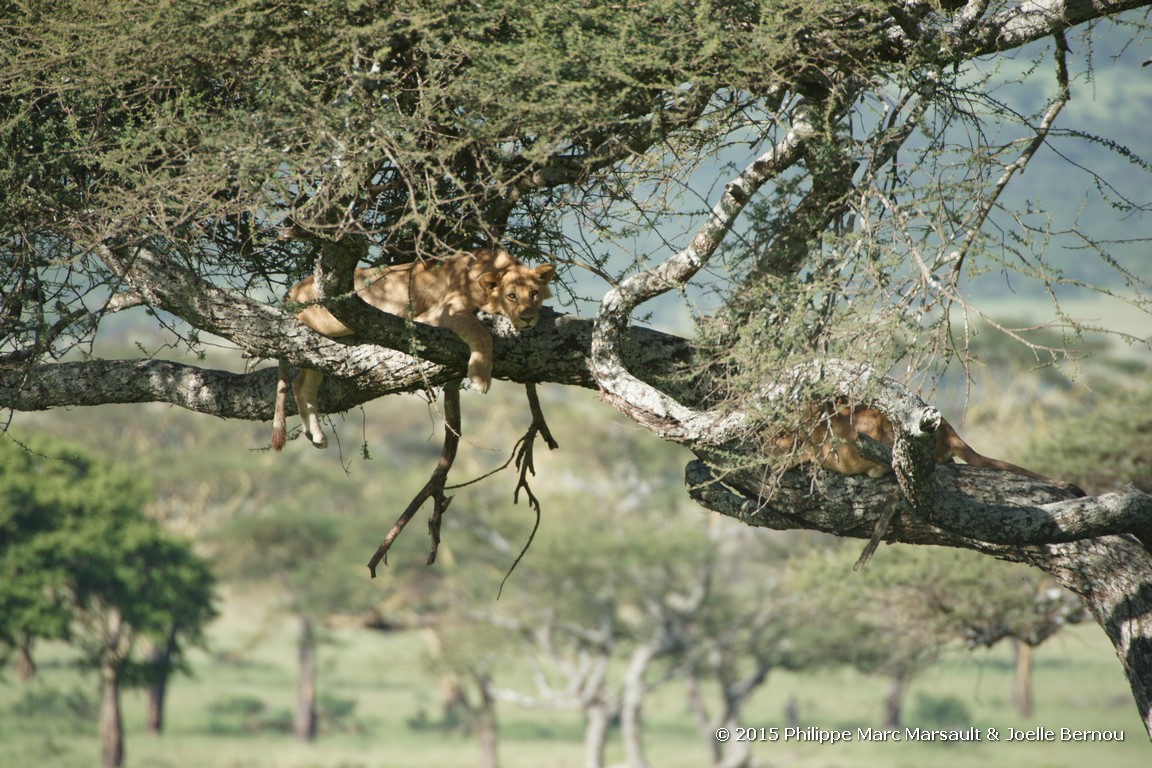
[271,248,555,451]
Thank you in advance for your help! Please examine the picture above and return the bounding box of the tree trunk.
[146,622,179,734]
[1012,639,1035,718]
[15,633,35,682]
[583,700,613,768]
[294,614,318,742]
[474,674,500,768]
[621,641,662,768]
[686,674,756,768]
[1033,538,1152,737]
[785,695,800,729]
[686,675,723,768]
[441,674,467,725]
[883,674,905,730]
[99,661,124,768]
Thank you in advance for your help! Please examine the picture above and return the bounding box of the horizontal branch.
[0,310,693,419]
[687,459,1152,550]
[966,0,1152,55]
[0,357,433,417]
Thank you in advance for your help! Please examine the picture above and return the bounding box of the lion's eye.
[507,292,517,301]
[529,290,538,300]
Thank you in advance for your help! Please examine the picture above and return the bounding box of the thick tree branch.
[589,106,817,444]
[0,311,691,417]
[965,0,1152,55]
[688,460,1150,548]
[686,456,1152,735]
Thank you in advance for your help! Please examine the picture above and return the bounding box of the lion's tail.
[270,360,289,452]
[944,428,1085,497]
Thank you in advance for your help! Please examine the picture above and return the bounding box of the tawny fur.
[271,248,555,451]
[778,403,1085,496]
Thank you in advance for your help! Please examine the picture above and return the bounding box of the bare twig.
[0,305,89,365]
[948,31,1071,285]
[498,383,559,597]
[367,380,462,576]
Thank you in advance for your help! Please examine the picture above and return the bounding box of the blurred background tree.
[0,435,215,768]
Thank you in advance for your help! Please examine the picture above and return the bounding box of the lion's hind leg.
[291,368,329,449]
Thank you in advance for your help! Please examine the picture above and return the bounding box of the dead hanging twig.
[367,382,559,583]
[448,384,559,593]
[367,379,462,577]
[854,498,899,571]
[498,383,559,597]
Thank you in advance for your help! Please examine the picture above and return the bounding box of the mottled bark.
[684,460,1152,736]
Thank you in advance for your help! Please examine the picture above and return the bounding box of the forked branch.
[589,105,817,445]
[364,382,560,581]
[367,380,462,576]
[498,383,560,596]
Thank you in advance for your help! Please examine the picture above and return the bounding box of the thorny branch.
[589,104,817,445]
[947,30,1071,289]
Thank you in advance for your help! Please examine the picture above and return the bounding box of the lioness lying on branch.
[271,248,555,450]
[779,402,1085,496]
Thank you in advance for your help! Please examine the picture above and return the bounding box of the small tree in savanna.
[0,435,216,768]
[5,0,1152,735]
[780,543,1088,728]
[436,473,808,768]
[212,509,378,742]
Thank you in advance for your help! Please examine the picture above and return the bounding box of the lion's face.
[481,264,556,329]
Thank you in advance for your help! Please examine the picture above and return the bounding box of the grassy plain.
[2,590,1147,768]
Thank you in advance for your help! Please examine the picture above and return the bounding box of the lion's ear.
[478,270,504,293]
[533,264,556,283]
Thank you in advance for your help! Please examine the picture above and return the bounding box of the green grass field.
[2,590,1147,768]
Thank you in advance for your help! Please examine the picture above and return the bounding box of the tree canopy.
[0,434,216,766]
[3,0,1152,736]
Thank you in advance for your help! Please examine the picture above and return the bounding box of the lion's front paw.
[470,372,492,393]
[468,355,492,394]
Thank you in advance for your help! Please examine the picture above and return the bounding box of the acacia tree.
[0,435,215,768]
[212,509,377,742]
[4,0,1152,734]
